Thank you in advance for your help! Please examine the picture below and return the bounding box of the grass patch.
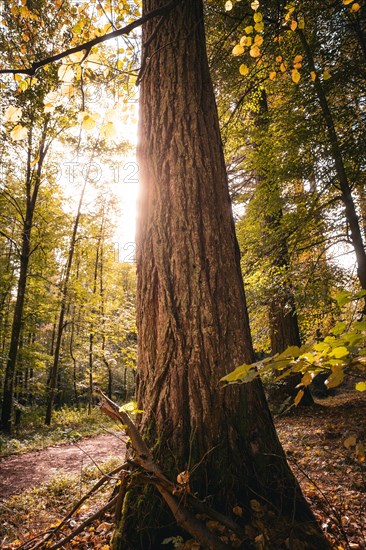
[0,457,121,548]
[0,406,117,458]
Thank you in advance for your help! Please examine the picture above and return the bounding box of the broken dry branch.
[46,495,118,550]
[96,388,243,550]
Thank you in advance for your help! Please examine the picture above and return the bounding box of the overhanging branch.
[0,0,181,77]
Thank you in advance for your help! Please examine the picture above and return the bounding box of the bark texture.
[114,1,327,547]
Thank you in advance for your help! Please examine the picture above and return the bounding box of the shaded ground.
[0,432,126,500]
[0,395,365,549]
[275,392,366,549]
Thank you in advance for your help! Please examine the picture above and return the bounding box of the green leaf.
[331,322,347,335]
[353,320,366,331]
[335,290,352,307]
[344,332,363,347]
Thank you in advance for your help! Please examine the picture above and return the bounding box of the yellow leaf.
[253,12,263,22]
[254,34,263,46]
[294,54,303,63]
[294,389,304,406]
[58,64,75,83]
[351,2,360,11]
[85,53,101,69]
[69,50,86,63]
[301,372,313,386]
[291,69,300,83]
[356,443,365,462]
[323,69,332,80]
[239,64,249,75]
[280,62,287,72]
[44,103,55,113]
[30,154,40,167]
[293,62,302,69]
[251,0,260,10]
[232,44,244,56]
[250,45,260,57]
[61,84,75,97]
[240,36,252,47]
[310,71,317,81]
[298,18,305,29]
[269,71,276,80]
[100,121,117,140]
[78,111,100,131]
[254,21,264,31]
[101,546,110,550]
[4,106,22,123]
[326,367,344,388]
[355,381,366,392]
[276,55,282,62]
[225,1,233,11]
[343,0,353,4]
[10,124,28,141]
[290,20,298,31]
[344,435,357,449]
[18,80,29,92]
[331,346,349,359]
[245,25,254,34]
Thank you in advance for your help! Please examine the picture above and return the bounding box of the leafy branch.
[221,291,366,406]
[0,0,182,77]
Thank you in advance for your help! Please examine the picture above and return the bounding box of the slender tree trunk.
[45,182,86,425]
[88,218,103,415]
[114,2,327,548]
[99,237,113,399]
[299,28,366,292]
[1,124,49,434]
[69,307,79,407]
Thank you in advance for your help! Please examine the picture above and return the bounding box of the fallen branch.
[25,463,127,550]
[96,388,239,550]
[47,495,118,550]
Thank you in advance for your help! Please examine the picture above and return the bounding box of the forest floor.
[0,392,365,549]
[0,432,127,500]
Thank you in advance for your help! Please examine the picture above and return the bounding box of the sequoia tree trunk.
[114,1,327,548]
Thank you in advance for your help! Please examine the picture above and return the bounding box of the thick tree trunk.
[114,1,327,548]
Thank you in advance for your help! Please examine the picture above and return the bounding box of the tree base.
[112,482,330,550]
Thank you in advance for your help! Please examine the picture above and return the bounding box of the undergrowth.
[0,457,121,547]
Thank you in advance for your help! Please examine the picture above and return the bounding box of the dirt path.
[0,433,126,500]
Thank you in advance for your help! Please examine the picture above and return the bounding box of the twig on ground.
[46,495,118,550]
[25,463,127,550]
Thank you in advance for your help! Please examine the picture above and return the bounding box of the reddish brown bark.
[113,1,328,547]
